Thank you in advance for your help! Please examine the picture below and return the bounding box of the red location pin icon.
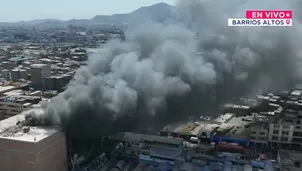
[286,20,290,25]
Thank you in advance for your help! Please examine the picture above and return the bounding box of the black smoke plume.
[24,0,302,139]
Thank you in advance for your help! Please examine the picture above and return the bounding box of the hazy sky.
[0,0,175,22]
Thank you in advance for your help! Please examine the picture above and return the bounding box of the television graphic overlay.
[228,10,292,27]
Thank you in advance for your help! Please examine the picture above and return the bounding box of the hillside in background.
[0,2,176,28]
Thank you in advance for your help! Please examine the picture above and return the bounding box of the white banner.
[228,18,292,27]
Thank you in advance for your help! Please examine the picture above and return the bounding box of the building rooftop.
[115,132,183,146]
[224,104,250,110]
[161,122,192,133]
[216,123,234,132]
[3,89,23,96]
[8,56,28,62]
[214,113,234,124]
[189,123,206,136]
[0,86,16,93]
[0,94,40,103]
[291,90,302,96]
[0,108,58,142]
[30,63,48,68]
[200,123,219,133]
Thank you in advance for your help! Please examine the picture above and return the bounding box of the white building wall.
[250,127,268,142]
[268,124,294,143]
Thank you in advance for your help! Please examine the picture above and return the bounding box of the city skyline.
[0,0,175,22]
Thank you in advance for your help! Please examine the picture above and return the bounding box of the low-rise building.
[0,95,41,119]
[249,126,268,143]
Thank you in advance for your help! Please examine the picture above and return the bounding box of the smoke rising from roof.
[24,0,302,139]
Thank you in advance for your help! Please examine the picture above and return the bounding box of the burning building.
[0,108,67,171]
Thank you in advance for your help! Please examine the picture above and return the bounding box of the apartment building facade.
[248,116,302,150]
[292,111,302,148]
[268,123,294,148]
[250,127,268,142]
[257,107,302,149]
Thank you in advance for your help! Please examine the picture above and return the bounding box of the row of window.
[250,137,266,140]
[272,130,289,135]
[250,131,266,135]
[272,131,302,136]
[251,130,290,135]
[271,136,288,141]
[292,138,302,143]
[293,132,302,137]
[273,124,291,129]
[251,136,289,141]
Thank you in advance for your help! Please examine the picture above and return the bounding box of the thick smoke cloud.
[24,0,302,139]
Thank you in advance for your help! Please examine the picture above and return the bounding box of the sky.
[0,0,175,22]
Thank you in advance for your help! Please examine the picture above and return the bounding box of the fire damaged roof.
[0,108,59,142]
[114,132,183,146]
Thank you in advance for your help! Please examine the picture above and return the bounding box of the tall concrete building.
[0,108,68,171]
[1,69,10,80]
[30,64,51,88]
[11,68,20,82]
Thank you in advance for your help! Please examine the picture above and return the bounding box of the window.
[260,132,266,135]
[292,138,302,143]
[272,136,278,140]
[293,132,302,137]
[284,119,292,123]
[281,137,288,141]
[282,131,289,135]
[251,131,257,134]
[273,130,279,134]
